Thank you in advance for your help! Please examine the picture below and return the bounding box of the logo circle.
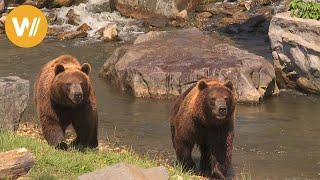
[5,5,48,48]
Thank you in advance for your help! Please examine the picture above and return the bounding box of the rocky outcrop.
[100,28,277,103]
[78,163,168,180]
[110,0,199,18]
[0,76,29,132]
[269,12,320,94]
[109,0,200,26]
[194,0,291,34]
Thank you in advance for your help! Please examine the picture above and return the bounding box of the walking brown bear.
[34,55,98,149]
[170,79,236,179]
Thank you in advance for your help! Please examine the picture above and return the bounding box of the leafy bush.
[289,0,320,20]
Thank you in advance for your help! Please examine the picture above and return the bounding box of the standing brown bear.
[34,55,98,149]
[170,79,236,179]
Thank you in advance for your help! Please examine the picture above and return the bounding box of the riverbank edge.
[0,126,198,179]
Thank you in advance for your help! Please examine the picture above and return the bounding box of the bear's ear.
[198,80,208,91]
[81,63,91,75]
[225,80,233,91]
[55,64,65,75]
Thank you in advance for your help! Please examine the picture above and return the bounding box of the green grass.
[0,132,195,179]
[289,0,320,20]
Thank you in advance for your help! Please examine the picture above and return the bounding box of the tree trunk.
[0,148,36,179]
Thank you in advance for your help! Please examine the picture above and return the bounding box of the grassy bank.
[0,132,195,179]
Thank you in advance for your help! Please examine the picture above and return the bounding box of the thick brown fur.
[34,55,98,149]
[170,79,236,179]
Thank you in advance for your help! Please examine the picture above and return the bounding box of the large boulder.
[109,0,200,26]
[0,76,29,132]
[100,28,277,103]
[269,12,320,94]
[78,163,168,180]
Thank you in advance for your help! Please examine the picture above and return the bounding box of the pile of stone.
[269,12,320,94]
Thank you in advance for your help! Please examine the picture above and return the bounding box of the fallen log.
[0,148,36,179]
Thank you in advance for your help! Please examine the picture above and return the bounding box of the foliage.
[0,132,195,179]
[289,0,320,20]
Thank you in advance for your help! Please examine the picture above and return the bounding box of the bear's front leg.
[71,105,98,148]
[200,144,211,174]
[211,161,226,179]
[223,131,234,173]
[41,116,66,149]
[211,131,234,179]
[174,138,195,170]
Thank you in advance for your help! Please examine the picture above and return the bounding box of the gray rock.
[66,9,80,26]
[100,28,277,103]
[0,76,29,132]
[269,12,320,94]
[0,0,5,13]
[78,163,168,180]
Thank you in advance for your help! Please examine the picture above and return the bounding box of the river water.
[0,35,319,179]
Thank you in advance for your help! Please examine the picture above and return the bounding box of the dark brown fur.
[34,55,98,149]
[170,79,236,179]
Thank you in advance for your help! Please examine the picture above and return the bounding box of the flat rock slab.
[0,76,29,131]
[269,12,320,94]
[78,163,168,180]
[100,28,277,103]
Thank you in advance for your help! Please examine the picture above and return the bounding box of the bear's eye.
[211,97,216,101]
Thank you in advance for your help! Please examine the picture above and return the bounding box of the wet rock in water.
[0,13,6,24]
[177,9,188,20]
[110,0,200,19]
[112,3,170,27]
[0,14,4,33]
[297,77,320,95]
[197,11,213,20]
[0,0,5,13]
[0,76,29,132]
[269,12,320,94]
[51,0,74,7]
[66,9,80,25]
[46,12,57,24]
[78,163,168,180]
[57,30,87,40]
[196,1,277,34]
[100,28,277,103]
[23,0,46,8]
[97,23,118,42]
[77,23,92,33]
[47,27,65,36]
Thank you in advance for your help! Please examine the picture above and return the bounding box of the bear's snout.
[218,106,227,115]
[74,93,83,103]
[69,83,83,104]
[214,98,228,119]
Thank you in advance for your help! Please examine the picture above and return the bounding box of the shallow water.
[0,35,320,179]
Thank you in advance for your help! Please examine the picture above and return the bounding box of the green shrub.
[289,0,320,20]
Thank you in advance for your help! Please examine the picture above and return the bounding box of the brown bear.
[170,79,236,179]
[34,55,98,149]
